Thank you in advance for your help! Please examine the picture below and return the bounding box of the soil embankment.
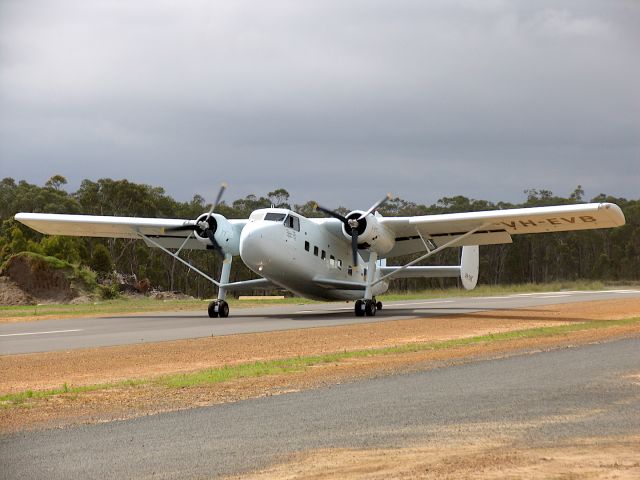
[0,253,94,305]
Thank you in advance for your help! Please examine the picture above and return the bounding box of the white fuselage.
[239,208,389,300]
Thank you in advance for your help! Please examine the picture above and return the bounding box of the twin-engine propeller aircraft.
[15,185,625,318]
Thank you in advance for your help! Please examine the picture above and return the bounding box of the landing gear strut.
[208,299,229,318]
[354,251,383,317]
[209,253,232,318]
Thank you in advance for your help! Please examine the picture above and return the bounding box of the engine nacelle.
[194,213,240,256]
[342,211,395,256]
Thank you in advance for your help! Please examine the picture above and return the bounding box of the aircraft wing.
[14,213,247,250]
[381,203,625,259]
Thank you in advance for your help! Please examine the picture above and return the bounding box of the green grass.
[4,251,71,270]
[0,296,322,319]
[0,280,623,319]
[2,316,638,407]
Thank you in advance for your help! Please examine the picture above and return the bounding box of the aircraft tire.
[355,299,365,317]
[218,300,230,318]
[208,301,219,318]
[365,300,376,317]
[376,301,383,311]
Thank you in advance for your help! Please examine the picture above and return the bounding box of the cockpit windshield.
[262,212,300,231]
[264,212,287,222]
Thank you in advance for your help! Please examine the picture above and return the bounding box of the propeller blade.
[164,182,227,233]
[313,203,349,225]
[351,227,359,266]
[205,228,223,255]
[358,193,392,220]
[203,182,228,225]
[202,182,227,255]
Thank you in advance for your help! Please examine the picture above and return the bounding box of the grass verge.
[2,316,638,408]
[0,296,318,319]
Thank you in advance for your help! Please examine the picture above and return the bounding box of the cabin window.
[348,266,352,276]
[337,259,342,269]
[329,255,335,267]
[304,241,310,252]
[285,214,300,232]
[363,268,368,280]
[264,213,286,222]
[321,250,326,260]
[313,246,319,256]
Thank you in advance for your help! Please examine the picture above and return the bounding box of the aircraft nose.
[239,222,276,272]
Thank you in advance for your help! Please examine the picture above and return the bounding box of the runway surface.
[2,336,638,479]
[1,289,639,354]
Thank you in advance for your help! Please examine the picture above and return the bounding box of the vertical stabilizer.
[460,245,479,290]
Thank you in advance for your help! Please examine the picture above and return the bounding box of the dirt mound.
[0,277,35,305]
[0,253,93,305]
[0,253,192,307]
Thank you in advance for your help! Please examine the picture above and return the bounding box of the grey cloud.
[1,0,638,209]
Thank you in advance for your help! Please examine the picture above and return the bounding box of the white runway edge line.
[0,329,83,337]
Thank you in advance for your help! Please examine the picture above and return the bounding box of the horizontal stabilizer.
[378,245,479,290]
[221,278,277,291]
[378,266,460,278]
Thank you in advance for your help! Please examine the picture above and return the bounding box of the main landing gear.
[208,253,233,318]
[208,299,229,318]
[354,298,383,317]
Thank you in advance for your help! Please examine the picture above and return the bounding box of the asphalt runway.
[2,336,639,479]
[1,289,639,354]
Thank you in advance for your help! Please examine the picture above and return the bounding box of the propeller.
[314,193,392,266]
[167,182,227,255]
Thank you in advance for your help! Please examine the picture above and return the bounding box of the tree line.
[1,176,638,297]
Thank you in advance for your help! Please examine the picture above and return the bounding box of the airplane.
[15,185,626,318]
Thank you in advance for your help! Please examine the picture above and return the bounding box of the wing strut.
[139,232,270,318]
[138,233,221,287]
[415,227,436,252]
[371,223,490,287]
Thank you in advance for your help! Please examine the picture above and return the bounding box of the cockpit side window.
[284,214,300,232]
[265,213,287,222]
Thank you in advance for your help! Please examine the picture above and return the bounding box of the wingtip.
[600,202,626,226]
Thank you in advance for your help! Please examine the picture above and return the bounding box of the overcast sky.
[1,0,638,210]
